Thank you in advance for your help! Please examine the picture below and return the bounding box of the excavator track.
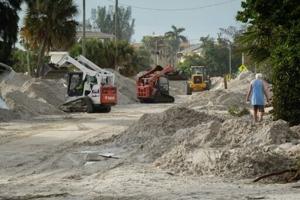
[139,91,175,103]
[59,97,112,113]
[59,97,88,113]
[153,92,175,103]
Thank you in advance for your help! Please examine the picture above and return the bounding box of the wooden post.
[224,75,227,89]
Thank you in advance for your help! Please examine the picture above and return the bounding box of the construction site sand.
[102,71,300,180]
[0,72,65,120]
[106,105,299,179]
[0,69,141,121]
[181,71,257,114]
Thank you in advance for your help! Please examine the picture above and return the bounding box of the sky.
[18,0,243,43]
[74,0,243,43]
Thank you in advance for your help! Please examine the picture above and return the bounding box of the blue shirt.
[251,79,265,105]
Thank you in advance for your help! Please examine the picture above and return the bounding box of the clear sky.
[19,0,243,43]
[74,0,243,43]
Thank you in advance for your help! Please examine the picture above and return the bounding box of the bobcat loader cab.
[49,52,117,113]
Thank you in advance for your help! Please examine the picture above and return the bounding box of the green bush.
[272,44,300,125]
[228,106,250,117]
[69,39,148,76]
[11,49,38,75]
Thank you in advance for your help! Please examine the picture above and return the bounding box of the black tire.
[206,80,212,90]
[83,97,94,113]
[93,105,111,113]
[103,106,111,113]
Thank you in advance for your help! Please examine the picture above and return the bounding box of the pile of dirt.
[210,76,224,90]
[169,81,187,96]
[181,72,256,113]
[228,71,255,92]
[106,105,299,179]
[154,119,299,178]
[111,106,221,162]
[182,90,248,113]
[106,69,138,104]
[0,72,65,120]
[0,108,20,122]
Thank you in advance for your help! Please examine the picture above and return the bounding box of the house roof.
[76,30,115,40]
[179,44,202,54]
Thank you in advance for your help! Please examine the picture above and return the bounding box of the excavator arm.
[49,52,97,79]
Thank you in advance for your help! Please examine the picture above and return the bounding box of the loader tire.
[186,83,192,95]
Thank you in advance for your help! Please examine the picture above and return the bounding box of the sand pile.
[169,81,187,96]
[112,106,221,162]
[181,72,256,113]
[106,69,138,104]
[227,71,255,92]
[210,76,224,90]
[106,105,299,179]
[0,72,65,120]
[182,90,248,113]
[154,119,299,178]
[0,109,20,122]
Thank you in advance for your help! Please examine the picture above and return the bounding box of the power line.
[106,0,238,12]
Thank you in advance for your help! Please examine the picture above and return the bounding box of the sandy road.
[0,103,299,199]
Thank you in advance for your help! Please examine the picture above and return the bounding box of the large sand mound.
[155,119,298,178]
[111,106,221,162]
[0,72,65,120]
[106,105,299,179]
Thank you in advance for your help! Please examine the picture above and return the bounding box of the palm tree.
[165,25,188,66]
[21,0,78,76]
[0,0,22,64]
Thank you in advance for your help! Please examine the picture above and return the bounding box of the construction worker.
[246,73,270,122]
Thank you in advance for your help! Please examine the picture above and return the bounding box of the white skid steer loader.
[49,52,117,113]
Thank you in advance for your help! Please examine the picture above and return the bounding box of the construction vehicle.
[49,52,117,113]
[136,65,175,103]
[186,66,211,95]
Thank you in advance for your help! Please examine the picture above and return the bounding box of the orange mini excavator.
[136,65,175,103]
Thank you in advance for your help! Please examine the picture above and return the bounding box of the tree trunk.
[36,38,47,77]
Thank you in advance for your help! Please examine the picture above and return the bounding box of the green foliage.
[11,49,37,74]
[96,6,135,41]
[237,0,300,125]
[272,44,300,125]
[69,39,144,76]
[22,0,78,76]
[199,35,241,76]
[165,25,187,66]
[133,46,152,72]
[139,26,187,67]
[0,0,22,64]
[178,54,205,74]
[228,106,250,117]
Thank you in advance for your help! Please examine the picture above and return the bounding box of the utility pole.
[114,0,118,70]
[242,52,245,65]
[82,0,86,56]
[155,39,158,65]
[229,45,231,75]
